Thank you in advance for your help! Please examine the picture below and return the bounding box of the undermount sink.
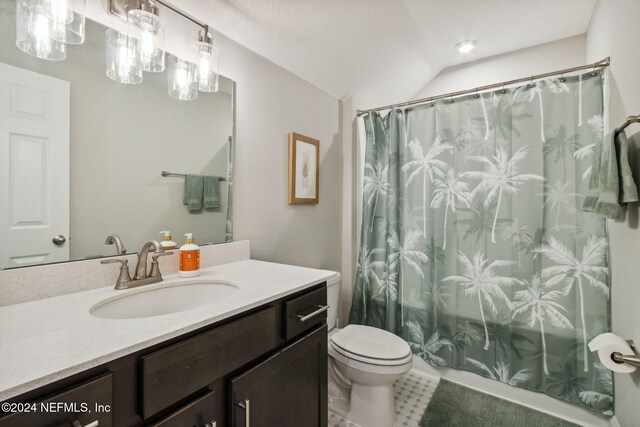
[90,280,239,319]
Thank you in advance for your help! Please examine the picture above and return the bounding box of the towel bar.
[161,171,225,181]
[617,115,640,132]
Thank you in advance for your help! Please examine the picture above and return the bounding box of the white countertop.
[0,260,335,401]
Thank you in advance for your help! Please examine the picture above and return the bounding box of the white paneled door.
[0,63,70,268]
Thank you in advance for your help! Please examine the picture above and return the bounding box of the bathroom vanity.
[0,259,333,427]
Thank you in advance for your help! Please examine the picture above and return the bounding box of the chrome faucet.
[105,234,127,255]
[101,240,173,290]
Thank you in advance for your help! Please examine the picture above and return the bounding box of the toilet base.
[348,382,396,427]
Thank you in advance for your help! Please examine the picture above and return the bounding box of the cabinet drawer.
[149,391,216,427]
[283,285,327,340]
[141,306,278,418]
[0,373,113,427]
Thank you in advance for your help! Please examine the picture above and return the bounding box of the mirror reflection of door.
[0,63,70,267]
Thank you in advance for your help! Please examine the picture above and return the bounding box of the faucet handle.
[101,258,132,289]
[101,258,128,265]
[152,251,174,260]
[150,251,174,278]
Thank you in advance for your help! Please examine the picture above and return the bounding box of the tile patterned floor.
[328,369,439,427]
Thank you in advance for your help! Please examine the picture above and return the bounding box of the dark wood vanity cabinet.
[0,283,327,427]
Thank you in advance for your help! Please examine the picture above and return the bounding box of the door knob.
[52,235,67,246]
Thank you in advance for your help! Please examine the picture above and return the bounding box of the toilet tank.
[326,272,341,331]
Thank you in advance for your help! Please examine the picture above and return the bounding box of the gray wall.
[0,7,232,260]
[221,35,342,272]
[587,1,640,426]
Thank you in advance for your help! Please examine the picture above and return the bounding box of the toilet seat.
[329,343,413,374]
[329,325,413,367]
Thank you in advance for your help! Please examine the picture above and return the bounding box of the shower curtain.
[349,71,613,415]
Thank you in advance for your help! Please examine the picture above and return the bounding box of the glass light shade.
[168,57,198,101]
[16,0,67,61]
[105,29,143,84]
[128,8,165,72]
[196,41,219,92]
[46,0,86,45]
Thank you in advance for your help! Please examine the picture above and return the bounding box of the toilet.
[327,273,413,427]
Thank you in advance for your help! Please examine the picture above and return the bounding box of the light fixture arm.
[108,0,210,33]
[152,0,208,32]
[198,26,214,45]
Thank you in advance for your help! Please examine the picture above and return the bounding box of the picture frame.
[288,132,319,204]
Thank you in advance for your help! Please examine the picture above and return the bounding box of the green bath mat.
[420,379,581,427]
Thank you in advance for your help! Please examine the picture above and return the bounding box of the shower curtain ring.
[559,69,566,82]
[501,83,506,94]
[474,88,480,99]
[528,76,534,89]
[591,64,598,76]
[449,93,454,104]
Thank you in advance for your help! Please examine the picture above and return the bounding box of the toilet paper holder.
[611,340,640,368]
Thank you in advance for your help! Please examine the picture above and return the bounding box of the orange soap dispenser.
[179,233,200,278]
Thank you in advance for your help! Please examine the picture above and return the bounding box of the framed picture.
[288,132,319,204]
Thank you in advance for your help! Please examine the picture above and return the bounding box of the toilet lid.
[330,325,412,361]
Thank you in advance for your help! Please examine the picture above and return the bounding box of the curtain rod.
[356,57,610,117]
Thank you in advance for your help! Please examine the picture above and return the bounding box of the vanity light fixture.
[196,27,220,93]
[49,0,87,45]
[108,0,221,100]
[455,40,477,53]
[15,0,86,61]
[168,57,198,101]
[126,0,165,72]
[105,28,143,84]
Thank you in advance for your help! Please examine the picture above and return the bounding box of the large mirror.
[0,2,234,269]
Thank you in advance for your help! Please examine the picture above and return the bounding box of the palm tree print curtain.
[349,71,612,415]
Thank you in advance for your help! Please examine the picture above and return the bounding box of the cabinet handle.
[297,304,329,322]
[237,399,250,426]
[72,421,99,427]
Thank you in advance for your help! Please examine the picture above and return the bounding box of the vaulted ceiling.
[177,0,597,105]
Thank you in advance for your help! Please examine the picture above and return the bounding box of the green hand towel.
[615,131,639,204]
[583,129,639,218]
[183,174,204,211]
[203,176,220,209]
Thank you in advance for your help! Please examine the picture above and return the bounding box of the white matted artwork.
[288,132,319,204]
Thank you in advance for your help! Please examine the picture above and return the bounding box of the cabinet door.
[230,325,327,427]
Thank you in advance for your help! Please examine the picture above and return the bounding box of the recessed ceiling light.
[456,40,477,53]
